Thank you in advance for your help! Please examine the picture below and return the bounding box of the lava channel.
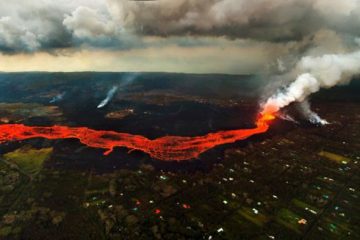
[0,114,274,161]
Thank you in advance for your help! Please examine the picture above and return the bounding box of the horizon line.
[0,71,253,76]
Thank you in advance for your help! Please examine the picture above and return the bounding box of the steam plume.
[96,73,139,109]
[97,86,118,108]
[50,92,66,104]
[261,50,360,123]
[298,100,328,125]
[119,73,140,87]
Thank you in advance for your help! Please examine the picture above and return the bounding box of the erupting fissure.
[0,114,274,161]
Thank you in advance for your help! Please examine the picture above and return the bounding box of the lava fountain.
[0,113,275,161]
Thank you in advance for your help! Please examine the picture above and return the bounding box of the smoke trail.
[97,86,118,109]
[49,92,66,103]
[119,73,140,87]
[261,50,360,122]
[298,100,328,125]
[96,73,140,109]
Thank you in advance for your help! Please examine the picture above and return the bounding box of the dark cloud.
[109,0,360,41]
[0,0,360,54]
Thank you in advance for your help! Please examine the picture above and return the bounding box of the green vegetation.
[3,146,53,176]
[292,199,319,215]
[275,209,303,234]
[0,102,63,123]
[318,151,351,164]
[0,226,12,237]
[238,207,268,227]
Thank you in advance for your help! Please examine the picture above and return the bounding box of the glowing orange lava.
[0,113,274,161]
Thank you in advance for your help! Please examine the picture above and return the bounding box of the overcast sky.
[1,0,360,73]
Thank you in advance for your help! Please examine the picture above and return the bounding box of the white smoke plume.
[96,73,140,109]
[49,92,66,103]
[97,86,118,108]
[298,100,329,125]
[261,50,360,123]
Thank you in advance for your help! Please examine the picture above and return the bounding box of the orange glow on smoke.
[0,114,275,161]
[257,113,276,124]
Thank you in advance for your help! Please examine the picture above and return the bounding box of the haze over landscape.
[0,1,359,239]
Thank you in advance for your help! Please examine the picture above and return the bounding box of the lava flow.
[0,114,275,161]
